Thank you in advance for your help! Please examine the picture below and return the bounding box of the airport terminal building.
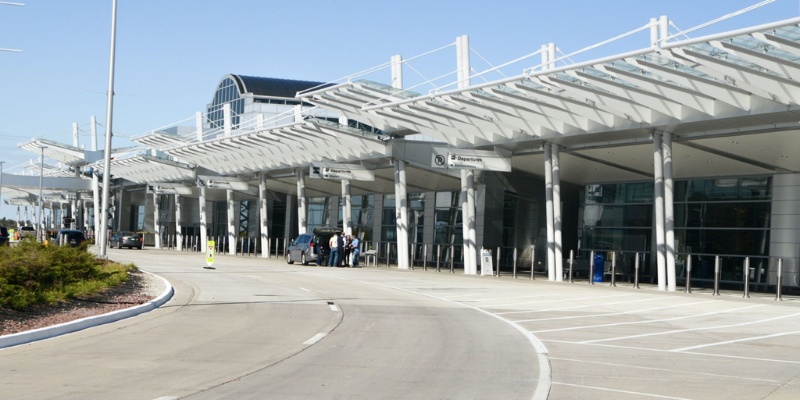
[6,15,800,293]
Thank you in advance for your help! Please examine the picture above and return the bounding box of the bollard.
[634,252,640,289]
[436,244,441,273]
[284,238,288,257]
[423,244,428,271]
[410,243,416,271]
[742,257,751,299]
[685,255,692,293]
[776,258,783,302]
[610,251,617,287]
[713,256,721,296]
[589,250,595,285]
[530,246,535,280]
[450,245,455,273]
[386,242,391,268]
[496,247,501,277]
[568,250,574,283]
[513,247,518,279]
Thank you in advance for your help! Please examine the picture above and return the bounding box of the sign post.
[205,240,216,269]
[480,247,494,276]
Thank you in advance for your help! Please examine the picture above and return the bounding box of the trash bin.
[593,253,605,282]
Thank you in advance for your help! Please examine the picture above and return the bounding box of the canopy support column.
[199,186,207,252]
[92,171,100,238]
[154,193,161,249]
[227,189,236,255]
[652,132,667,291]
[342,180,352,236]
[395,160,409,269]
[296,169,307,235]
[259,174,269,257]
[552,144,563,281]
[175,194,182,251]
[544,144,555,281]
[466,169,477,275]
[663,133,676,291]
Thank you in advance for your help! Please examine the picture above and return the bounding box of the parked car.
[57,230,86,247]
[110,231,143,249]
[0,226,9,246]
[286,226,341,265]
[20,226,36,239]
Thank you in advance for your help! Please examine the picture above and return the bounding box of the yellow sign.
[206,241,215,267]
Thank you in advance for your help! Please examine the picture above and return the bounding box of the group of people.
[323,232,360,268]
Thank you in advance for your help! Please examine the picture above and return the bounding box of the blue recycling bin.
[593,254,605,282]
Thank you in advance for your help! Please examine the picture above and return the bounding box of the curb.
[0,271,174,350]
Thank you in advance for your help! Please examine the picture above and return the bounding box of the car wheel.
[286,252,294,264]
[301,252,308,266]
[138,245,143,250]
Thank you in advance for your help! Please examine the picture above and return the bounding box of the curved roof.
[229,74,330,99]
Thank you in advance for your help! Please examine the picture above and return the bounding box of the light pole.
[37,146,46,243]
[99,0,118,257]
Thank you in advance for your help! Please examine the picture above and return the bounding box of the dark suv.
[0,226,9,246]
[57,230,86,247]
[286,226,341,265]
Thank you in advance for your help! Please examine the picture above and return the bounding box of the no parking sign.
[206,240,216,269]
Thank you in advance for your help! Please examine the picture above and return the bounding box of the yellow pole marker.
[205,240,216,269]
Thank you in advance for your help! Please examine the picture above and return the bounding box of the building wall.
[770,173,800,287]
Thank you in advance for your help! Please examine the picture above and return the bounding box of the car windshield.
[62,232,84,241]
[122,231,135,236]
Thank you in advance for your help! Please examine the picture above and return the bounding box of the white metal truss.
[300,18,800,147]
[161,118,388,176]
[131,131,194,151]
[93,154,195,184]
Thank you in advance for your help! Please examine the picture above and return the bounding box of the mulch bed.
[0,271,157,336]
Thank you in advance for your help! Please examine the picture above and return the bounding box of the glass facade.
[307,197,331,233]
[338,195,375,241]
[381,193,425,242]
[434,191,462,245]
[207,78,244,129]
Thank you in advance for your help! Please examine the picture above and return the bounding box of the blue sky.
[0,0,797,219]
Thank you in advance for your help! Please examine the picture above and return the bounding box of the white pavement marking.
[551,382,698,400]
[543,339,800,365]
[480,294,634,309]
[303,333,327,345]
[532,304,763,334]
[310,273,552,400]
[516,300,713,323]
[548,357,782,383]
[509,297,664,320]
[582,309,800,344]
[299,287,312,292]
[446,293,487,299]
[671,330,800,352]
[462,294,562,302]
[328,302,339,312]
[151,397,178,400]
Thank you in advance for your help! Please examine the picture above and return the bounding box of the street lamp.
[37,146,46,243]
[99,0,118,257]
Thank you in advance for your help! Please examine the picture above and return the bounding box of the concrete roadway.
[2,249,800,399]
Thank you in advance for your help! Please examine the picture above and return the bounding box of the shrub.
[0,241,136,310]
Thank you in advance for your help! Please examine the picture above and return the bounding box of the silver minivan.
[286,226,340,265]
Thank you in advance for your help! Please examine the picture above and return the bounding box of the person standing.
[336,232,345,267]
[343,235,352,266]
[351,236,360,267]
[328,233,339,267]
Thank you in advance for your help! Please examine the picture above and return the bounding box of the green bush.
[0,241,137,310]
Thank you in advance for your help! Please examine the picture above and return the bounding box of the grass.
[0,240,137,311]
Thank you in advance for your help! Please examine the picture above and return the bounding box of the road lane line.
[671,330,800,352]
[581,308,796,344]
[303,333,327,345]
[509,297,663,320]
[462,294,562,302]
[299,287,312,292]
[548,357,782,383]
[551,382,698,400]
[515,300,714,323]
[532,304,763,334]
[481,294,634,309]
[542,339,800,365]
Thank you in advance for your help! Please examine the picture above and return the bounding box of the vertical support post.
[634,252,641,289]
[544,144,555,280]
[223,102,232,137]
[652,132,667,290]
[659,15,670,45]
[450,245,454,273]
[685,255,692,293]
[650,17,659,46]
[90,116,98,151]
[530,245,535,280]
[460,170,469,274]
[713,256,721,296]
[436,244,441,273]
[552,144,563,281]
[153,193,161,249]
[257,113,265,130]
[610,251,617,287]
[199,186,207,252]
[342,180,352,236]
[395,160,409,269]
[589,250,595,285]
[513,247,518,279]
[547,42,556,70]
[663,133,676,291]
[410,243,415,270]
[743,257,751,299]
[72,122,80,148]
[195,111,204,142]
[423,244,428,271]
[227,189,236,255]
[496,246,501,277]
[391,54,403,89]
[175,194,182,251]
[456,35,471,88]
[466,169,477,275]
[259,173,269,257]
[776,258,783,301]
[296,169,306,234]
[92,170,100,238]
